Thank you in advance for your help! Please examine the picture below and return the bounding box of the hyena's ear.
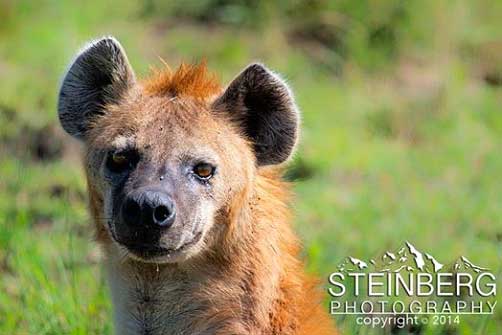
[58,37,135,139]
[213,63,299,166]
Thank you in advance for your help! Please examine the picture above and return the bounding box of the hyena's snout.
[115,187,178,255]
[122,188,176,230]
[113,183,204,261]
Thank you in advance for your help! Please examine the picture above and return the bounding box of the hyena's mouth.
[124,232,203,260]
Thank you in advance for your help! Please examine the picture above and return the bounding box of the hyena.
[58,37,336,335]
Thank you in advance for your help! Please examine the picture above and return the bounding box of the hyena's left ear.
[213,63,299,166]
[58,37,135,140]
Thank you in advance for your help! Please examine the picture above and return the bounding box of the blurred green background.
[0,0,501,334]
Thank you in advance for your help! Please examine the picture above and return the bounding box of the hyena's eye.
[192,162,215,180]
[106,150,139,173]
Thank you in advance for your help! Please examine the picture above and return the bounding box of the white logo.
[328,242,497,329]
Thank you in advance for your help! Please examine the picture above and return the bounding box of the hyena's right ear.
[58,37,135,140]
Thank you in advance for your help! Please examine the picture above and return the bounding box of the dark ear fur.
[58,37,135,139]
[213,63,299,166]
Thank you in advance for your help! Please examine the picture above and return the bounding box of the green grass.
[0,1,501,334]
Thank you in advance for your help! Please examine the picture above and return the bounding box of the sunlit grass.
[0,1,501,333]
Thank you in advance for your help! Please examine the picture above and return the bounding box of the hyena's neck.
[105,218,288,335]
[106,252,221,335]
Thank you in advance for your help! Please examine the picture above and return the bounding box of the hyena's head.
[58,37,299,263]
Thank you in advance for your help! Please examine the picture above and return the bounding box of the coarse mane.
[142,61,221,99]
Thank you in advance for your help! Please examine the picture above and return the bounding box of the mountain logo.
[337,242,489,274]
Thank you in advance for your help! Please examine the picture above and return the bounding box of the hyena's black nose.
[122,189,176,229]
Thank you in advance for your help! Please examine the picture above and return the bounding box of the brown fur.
[143,62,221,99]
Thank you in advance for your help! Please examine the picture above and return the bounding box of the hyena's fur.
[58,37,336,335]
